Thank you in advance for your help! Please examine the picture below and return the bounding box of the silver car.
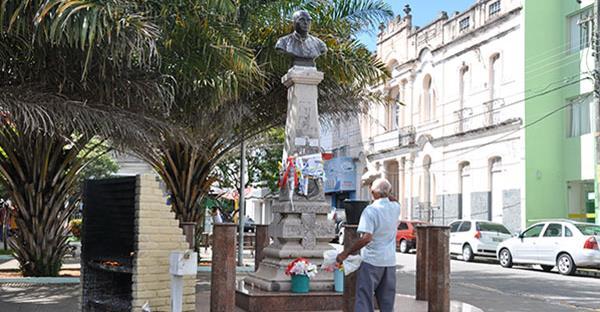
[496,220,600,275]
[449,220,512,262]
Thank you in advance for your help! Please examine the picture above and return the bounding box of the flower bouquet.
[285,258,317,293]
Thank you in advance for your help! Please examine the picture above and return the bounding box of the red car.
[396,220,428,253]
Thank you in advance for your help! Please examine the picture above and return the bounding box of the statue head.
[293,10,312,36]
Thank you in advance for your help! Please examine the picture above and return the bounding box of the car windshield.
[477,222,510,234]
[575,224,600,235]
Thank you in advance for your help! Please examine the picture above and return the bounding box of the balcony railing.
[399,125,416,146]
[454,98,508,134]
[454,107,473,133]
[483,98,506,126]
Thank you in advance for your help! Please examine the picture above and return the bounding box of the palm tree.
[0,0,167,276]
[135,0,393,232]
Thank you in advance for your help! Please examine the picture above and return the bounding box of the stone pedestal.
[342,225,359,312]
[255,225,270,271]
[244,66,335,292]
[426,226,450,312]
[210,223,237,312]
[415,226,429,301]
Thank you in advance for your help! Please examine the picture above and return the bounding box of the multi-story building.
[339,0,600,231]
[524,0,596,224]
[358,0,526,231]
[328,0,600,230]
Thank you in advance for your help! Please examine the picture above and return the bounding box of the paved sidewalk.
[1,269,482,312]
[0,283,481,312]
[0,248,483,311]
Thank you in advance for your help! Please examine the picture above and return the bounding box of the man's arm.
[336,232,372,263]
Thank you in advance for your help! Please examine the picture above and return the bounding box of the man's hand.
[336,251,348,264]
[389,195,398,202]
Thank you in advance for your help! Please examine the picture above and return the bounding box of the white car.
[496,220,600,275]
[449,220,512,262]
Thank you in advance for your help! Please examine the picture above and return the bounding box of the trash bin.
[343,200,369,224]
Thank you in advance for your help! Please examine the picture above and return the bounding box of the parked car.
[396,220,428,253]
[496,220,600,275]
[449,220,512,262]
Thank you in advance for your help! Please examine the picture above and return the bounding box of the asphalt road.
[395,252,600,312]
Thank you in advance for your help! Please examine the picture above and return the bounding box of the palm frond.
[33,0,160,79]
[0,86,182,149]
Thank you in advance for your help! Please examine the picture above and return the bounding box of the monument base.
[235,280,342,312]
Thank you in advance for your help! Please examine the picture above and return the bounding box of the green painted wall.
[524,0,583,224]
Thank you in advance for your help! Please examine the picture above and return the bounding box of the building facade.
[358,0,526,230]
[524,0,597,225]
[330,0,600,230]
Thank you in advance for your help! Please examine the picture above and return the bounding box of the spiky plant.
[0,0,167,276]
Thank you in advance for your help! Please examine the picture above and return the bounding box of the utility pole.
[237,138,247,266]
[594,0,600,225]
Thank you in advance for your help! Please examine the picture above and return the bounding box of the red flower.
[285,257,309,276]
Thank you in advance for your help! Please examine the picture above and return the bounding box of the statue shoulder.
[276,34,292,50]
[310,34,327,53]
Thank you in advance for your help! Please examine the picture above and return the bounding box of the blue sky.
[358,0,476,51]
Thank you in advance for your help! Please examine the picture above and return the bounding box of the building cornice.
[366,118,522,162]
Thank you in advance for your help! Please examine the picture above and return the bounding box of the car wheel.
[498,248,513,268]
[557,253,576,275]
[540,265,554,272]
[462,244,474,262]
[399,239,409,253]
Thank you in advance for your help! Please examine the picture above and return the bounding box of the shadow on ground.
[0,284,79,312]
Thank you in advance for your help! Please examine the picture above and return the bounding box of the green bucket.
[290,274,310,293]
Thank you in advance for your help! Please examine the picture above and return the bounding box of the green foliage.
[137,0,393,225]
[0,0,160,276]
[76,143,119,187]
[214,127,284,193]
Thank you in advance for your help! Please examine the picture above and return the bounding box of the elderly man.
[275,10,327,66]
[337,178,401,312]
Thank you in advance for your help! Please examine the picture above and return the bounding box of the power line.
[349,71,589,141]
[372,93,591,177]
[334,75,590,149]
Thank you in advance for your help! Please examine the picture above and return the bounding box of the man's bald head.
[370,178,392,198]
[292,10,312,23]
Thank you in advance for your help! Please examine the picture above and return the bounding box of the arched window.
[386,87,399,131]
[388,60,400,77]
[489,157,503,223]
[459,161,471,219]
[458,65,469,132]
[459,65,469,108]
[422,155,432,202]
[422,74,434,122]
[486,53,501,125]
[398,79,408,128]
[421,155,433,221]
[489,53,501,100]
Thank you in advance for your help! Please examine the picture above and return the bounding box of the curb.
[0,277,80,284]
[577,269,600,278]
[197,266,254,273]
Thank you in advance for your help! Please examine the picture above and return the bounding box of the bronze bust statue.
[276,10,327,67]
